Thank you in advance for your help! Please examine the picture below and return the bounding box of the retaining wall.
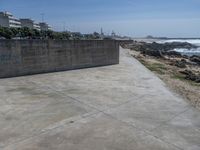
[0,40,120,78]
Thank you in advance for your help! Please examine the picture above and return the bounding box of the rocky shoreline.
[124,41,200,109]
[126,41,200,83]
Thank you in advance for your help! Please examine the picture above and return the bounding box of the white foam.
[157,39,200,55]
[158,39,200,46]
[173,48,200,53]
[172,48,200,56]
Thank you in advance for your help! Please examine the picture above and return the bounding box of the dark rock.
[169,59,187,68]
[180,70,193,76]
[164,51,182,57]
[181,59,187,63]
[141,49,163,57]
[164,42,197,50]
[179,70,200,83]
[128,41,197,57]
[189,55,200,65]
[182,55,189,59]
[174,60,187,68]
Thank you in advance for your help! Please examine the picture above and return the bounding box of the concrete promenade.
[0,48,200,150]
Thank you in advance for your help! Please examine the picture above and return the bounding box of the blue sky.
[0,0,200,37]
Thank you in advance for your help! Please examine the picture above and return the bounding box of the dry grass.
[130,50,200,109]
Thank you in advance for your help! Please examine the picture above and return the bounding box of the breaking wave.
[159,39,200,56]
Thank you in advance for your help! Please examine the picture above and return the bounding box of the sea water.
[158,39,200,56]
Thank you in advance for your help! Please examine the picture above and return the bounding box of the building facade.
[20,19,41,30]
[34,23,41,31]
[0,12,21,28]
[0,11,52,31]
[39,22,51,31]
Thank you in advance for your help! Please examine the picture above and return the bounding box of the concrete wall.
[0,40,120,78]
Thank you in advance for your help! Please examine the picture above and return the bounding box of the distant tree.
[84,32,101,40]
[93,32,100,39]
[0,27,101,40]
[52,32,62,39]
[10,27,19,37]
[19,27,33,38]
[32,29,41,39]
[71,32,83,40]
[61,32,71,40]
[46,30,54,39]
[0,27,13,39]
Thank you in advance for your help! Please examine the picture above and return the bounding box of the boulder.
[169,59,187,68]
[164,51,182,57]
[189,55,200,65]
[175,60,187,68]
[141,49,163,57]
[179,70,200,83]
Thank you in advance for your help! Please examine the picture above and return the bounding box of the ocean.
[157,39,200,56]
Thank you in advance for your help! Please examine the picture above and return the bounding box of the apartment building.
[39,22,51,31]
[0,11,21,28]
[19,19,41,30]
[0,11,52,31]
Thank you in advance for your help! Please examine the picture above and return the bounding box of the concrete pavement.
[0,48,200,150]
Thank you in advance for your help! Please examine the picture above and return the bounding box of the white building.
[0,11,52,31]
[34,23,41,31]
[39,22,51,31]
[0,11,21,28]
[20,19,41,30]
